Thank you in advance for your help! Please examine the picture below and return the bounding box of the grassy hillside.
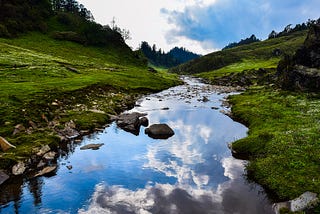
[170,30,307,77]
[0,33,180,168]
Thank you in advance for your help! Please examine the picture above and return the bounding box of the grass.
[229,87,320,200]
[197,58,280,81]
[170,30,307,75]
[0,32,181,168]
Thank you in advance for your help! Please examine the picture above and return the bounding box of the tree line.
[0,0,130,48]
[268,18,320,39]
[139,41,201,68]
[223,34,260,50]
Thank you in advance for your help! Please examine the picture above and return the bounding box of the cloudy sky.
[77,0,320,54]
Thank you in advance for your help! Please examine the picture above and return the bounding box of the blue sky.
[78,0,320,54]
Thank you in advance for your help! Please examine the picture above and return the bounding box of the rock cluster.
[277,24,320,91]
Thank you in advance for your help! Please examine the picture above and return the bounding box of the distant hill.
[223,34,260,50]
[139,41,201,68]
[169,30,308,75]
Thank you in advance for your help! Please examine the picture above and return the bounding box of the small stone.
[211,106,219,110]
[80,143,104,150]
[12,162,26,175]
[43,151,57,160]
[37,160,46,168]
[145,124,175,139]
[34,166,57,177]
[0,170,9,185]
[36,145,51,156]
[13,124,26,135]
[139,117,149,127]
[161,107,170,110]
[0,136,16,151]
[66,165,73,170]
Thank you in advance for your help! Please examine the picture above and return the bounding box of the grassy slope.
[170,30,307,77]
[0,33,180,168]
[171,30,320,203]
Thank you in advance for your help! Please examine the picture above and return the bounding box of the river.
[0,76,273,213]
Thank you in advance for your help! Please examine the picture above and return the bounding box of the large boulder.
[145,124,175,139]
[116,112,147,135]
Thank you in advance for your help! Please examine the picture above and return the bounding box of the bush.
[51,31,85,44]
[0,24,10,37]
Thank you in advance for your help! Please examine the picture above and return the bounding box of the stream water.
[0,77,274,213]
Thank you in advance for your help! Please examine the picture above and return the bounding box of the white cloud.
[77,0,217,54]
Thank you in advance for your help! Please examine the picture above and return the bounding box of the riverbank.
[0,33,182,174]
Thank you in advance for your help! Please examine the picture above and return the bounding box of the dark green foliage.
[139,41,200,68]
[268,18,320,39]
[167,47,201,64]
[223,34,260,50]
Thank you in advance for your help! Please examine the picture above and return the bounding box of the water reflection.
[0,77,274,213]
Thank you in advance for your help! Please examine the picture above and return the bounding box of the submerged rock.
[12,162,26,175]
[145,124,175,139]
[80,143,104,150]
[0,170,9,185]
[0,136,16,151]
[34,165,57,177]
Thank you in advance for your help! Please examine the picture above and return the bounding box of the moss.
[229,88,320,200]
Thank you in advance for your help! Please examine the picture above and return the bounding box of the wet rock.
[13,124,26,135]
[0,170,9,185]
[43,151,57,160]
[273,192,319,213]
[37,160,47,168]
[139,117,149,127]
[58,120,80,140]
[202,96,209,102]
[80,143,104,150]
[145,124,175,139]
[12,162,26,175]
[161,107,170,110]
[66,165,73,170]
[211,106,219,110]
[34,165,57,177]
[116,112,147,135]
[0,136,16,151]
[36,145,51,156]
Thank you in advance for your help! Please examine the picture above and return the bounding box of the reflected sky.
[0,77,273,214]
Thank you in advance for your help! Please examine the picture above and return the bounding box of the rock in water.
[80,143,104,150]
[12,162,26,175]
[0,136,16,151]
[139,117,149,127]
[145,124,175,139]
[34,166,57,177]
[0,170,9,185]
[290,192,318,212]
[116,112,147,135]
